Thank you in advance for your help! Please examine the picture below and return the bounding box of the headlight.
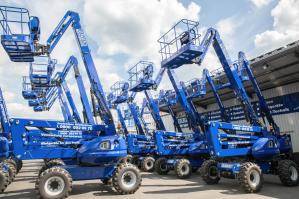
[268,140,277,148]
[99,141,111,150]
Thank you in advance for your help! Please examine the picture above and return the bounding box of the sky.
[0,0,298,121]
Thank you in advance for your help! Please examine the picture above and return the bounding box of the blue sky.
[0,0,298,120]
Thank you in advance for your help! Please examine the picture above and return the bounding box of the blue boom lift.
[128,60,208,178]
[128,61,173,172]
[24,55,94,125]
[158,18,298,192]
[0,6,141,197]
[108,80,156,172]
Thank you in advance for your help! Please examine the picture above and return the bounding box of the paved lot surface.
[1,160,299,199]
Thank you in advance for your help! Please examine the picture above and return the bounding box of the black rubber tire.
[43,159,52,165]
[120,155,133,164]
[4,160,17,184]
[154,158,169,175]
[278,159,299,186]
[6,158,20,174]
[141,157,155,172]
[36,166,72,199]
[131,156,139,166]
[201,159,220,185]
[112,163,141,195]
[38,159,65,177]
[0,167,9,193]
[14,158,23,173]
[174,159,192,179]
[126,155,133,164]
[237,162,263,193]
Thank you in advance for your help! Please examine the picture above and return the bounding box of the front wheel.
[237,162,263,193]
[201,159,220,185]
[36,166,73,199]
[278,159,299,186]
[154,158,169,175]
[174,159,192,179]
[112,163,141,194]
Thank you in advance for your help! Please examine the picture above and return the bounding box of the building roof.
[160,40,299,112]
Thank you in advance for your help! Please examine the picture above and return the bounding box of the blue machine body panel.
[127,134,156,155]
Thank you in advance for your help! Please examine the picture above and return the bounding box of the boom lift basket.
[184,78,206,99]
[128,61,155,92]
[158,19,201,69]
[22,76,48,100]
[0,6,35,62]
[29,56,56,87]
[109,81,129,104]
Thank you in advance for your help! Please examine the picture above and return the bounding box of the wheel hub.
[248,170,260,188]
[289,166,298,181]
[181,164,190,175]
[121,171,137,189]
[44,176,65,196]
[147,161,153,168]
[209,166,218,179]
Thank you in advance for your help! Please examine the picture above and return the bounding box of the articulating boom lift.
[153,68,209,179]
[0,6,141,197]
[129,60,208,178]
[127,61,170,172]
[128,61,166,131]
[108,80,156,172]
[158,18,298,192]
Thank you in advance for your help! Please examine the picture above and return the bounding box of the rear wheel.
[36,166,72,199]
[112,163,141,194]
[174,159,192,179]
[141,157,155,172]
[237,162,263,193]
[201,159,220,185]
[278,159,299,186]
[154,158,169,175]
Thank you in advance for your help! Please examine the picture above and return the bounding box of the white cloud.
[250,0,273,8]
[216,16,242,52]
[3,90,15,101]
[0,0,203,120]
[254,0,299,51]
[84,0,201,58]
